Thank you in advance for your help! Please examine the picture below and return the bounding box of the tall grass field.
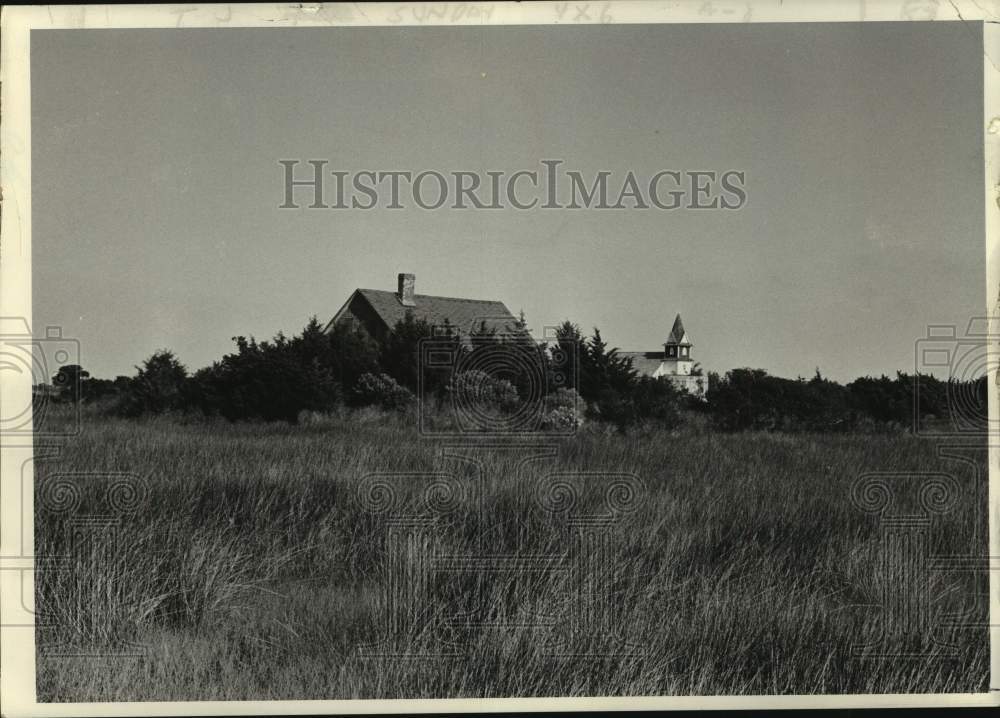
[34,405,988,700]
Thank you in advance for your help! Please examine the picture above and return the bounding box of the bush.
[707,368,854,432]
[191,331,342,423]
[325,320,382,390]
[379,312,435,392]
[632,376,684,429]
[540,387,585,431]
[466,320,547,404]
[81,376,130,403]
[447,370,520,412]
[552,322,637,404]
[544,386,583,412]
[51,364,89,403]
[115,351,189,417]
[846,374,913,425]
[351,372,414,411]
[589,387,639,431]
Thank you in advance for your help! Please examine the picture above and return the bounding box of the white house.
[620,314,706,398]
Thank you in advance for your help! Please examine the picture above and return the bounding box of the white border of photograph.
[2,2,998,714]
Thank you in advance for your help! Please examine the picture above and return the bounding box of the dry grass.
[34,405,988,700]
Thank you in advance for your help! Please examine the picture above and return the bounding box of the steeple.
[664,313,693,361]
[666,314,689,345]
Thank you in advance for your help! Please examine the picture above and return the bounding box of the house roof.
[619,351,665,376]
[341,288,520,338]
[666,314,690,345]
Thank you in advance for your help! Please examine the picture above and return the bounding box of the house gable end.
[326,290,393,341]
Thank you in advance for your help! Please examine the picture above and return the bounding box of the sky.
[31,22,985,382]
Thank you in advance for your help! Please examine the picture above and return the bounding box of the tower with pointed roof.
[619,312,705,398]
[662,314,694,376]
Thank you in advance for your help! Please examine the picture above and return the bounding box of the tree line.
[47,314,985,433]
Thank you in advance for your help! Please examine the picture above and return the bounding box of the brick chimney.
[397,273,416,307]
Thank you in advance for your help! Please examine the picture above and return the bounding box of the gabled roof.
[619,351,666,376]
[666,313,690,345]
[338,288,519,338]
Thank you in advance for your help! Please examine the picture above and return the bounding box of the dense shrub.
[47,365,130,405]
[587,387,637,430]
[552,322,637,405]
[844,372,976,430]
[845,374,913,425]
[632,376,684,429]
[351,372,413,411]
[51,364,89,403]
[539,387,585,431]
[115,351,189,417]
[706,368,854,432]
[192,330,341,423]
[705,368,987,433]
[93,309,990,433]
[543,387,584,414]
[447,369,520,412]
[466,319,547,404]
[81,376,131,403]
[379,312,436,392]
[324,320,382,390]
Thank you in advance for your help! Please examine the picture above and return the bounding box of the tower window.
[681,346,689,358]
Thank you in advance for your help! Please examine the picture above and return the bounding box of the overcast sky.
[32,22,984,382]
